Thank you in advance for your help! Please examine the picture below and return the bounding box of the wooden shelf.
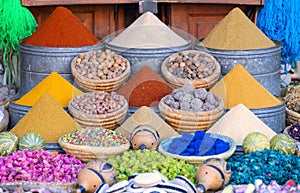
[22,0,264,6]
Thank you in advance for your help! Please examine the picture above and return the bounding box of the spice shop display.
[195,7,281,97]
[158,84,224,133]
[115,106,178,141]
[161,50,221,89]
[158,131,236,165]
[19,6,103,95]
[71,49,130,92]
[105,11,191,78]
[117,66,173,108]
[68,91,128,129]
[58,127,130,162]
[10,94,80,143]
[207,104,277,146]
[130,125,160,150]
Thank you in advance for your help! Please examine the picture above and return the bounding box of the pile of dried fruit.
[70,91,126,114]
[165,51,217,80]
[0,149,84,183]
[163,84,221,111]
[74,49,128,80]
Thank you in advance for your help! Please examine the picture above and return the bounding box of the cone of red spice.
[23,6,99,47]
[117,66,173,107]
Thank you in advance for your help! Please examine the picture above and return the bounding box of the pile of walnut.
[70,91,125,114]
[285,85,300,113]
[164,84,221,111]
[74,49,128,80]
[166,51,216,79]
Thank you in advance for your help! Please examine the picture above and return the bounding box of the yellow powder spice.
[10,93,80,142]
[209,64,282,109]
[200,7,275,50]
[15,72,83,107]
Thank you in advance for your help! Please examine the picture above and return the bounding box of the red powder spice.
[23,6,99,47]
[129,80,173,107]
[117,66,173,107]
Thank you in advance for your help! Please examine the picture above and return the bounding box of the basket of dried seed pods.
[161,50,221,89]
[68,91,128,129]
[71,49,131,92]
[158,84,224,133]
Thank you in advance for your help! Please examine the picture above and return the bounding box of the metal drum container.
[18,42,104,96]
[195,41,282,97]
[251,102,286,134]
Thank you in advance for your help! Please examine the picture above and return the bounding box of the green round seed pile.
[227,149,300,185]
[108,149,198,184]
[61,127,128,147]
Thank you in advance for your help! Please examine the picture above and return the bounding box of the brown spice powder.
[200,7,275,50]
[117,66,173,107]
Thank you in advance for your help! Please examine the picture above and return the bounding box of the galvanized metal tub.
[250,102,286,133]
[19,42,104,96]
[195,41,281,97]
[105,37,192,78]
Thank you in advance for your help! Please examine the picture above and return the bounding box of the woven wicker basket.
[0,110,9,132]
[158,133,236,165]
[71,51,131,92]
[286,107,300,125]
[68,92,128,130]
[0,181,76,192]
[283,125,300,156]
[58,137,130,163]
[161,50,221,89]
[158,95,224,133]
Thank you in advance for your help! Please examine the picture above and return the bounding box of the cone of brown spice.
[200,7,275,50]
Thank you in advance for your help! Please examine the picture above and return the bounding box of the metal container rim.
[195,40,281,55]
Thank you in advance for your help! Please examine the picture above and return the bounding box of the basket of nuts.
[68,91,128,130]
[71,49,131,92]
[158,84,224,133]
[161,50,221,89]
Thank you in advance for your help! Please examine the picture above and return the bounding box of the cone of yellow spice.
[209,64,282,109]
[10,93,80,142]
[15,71,83,107]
